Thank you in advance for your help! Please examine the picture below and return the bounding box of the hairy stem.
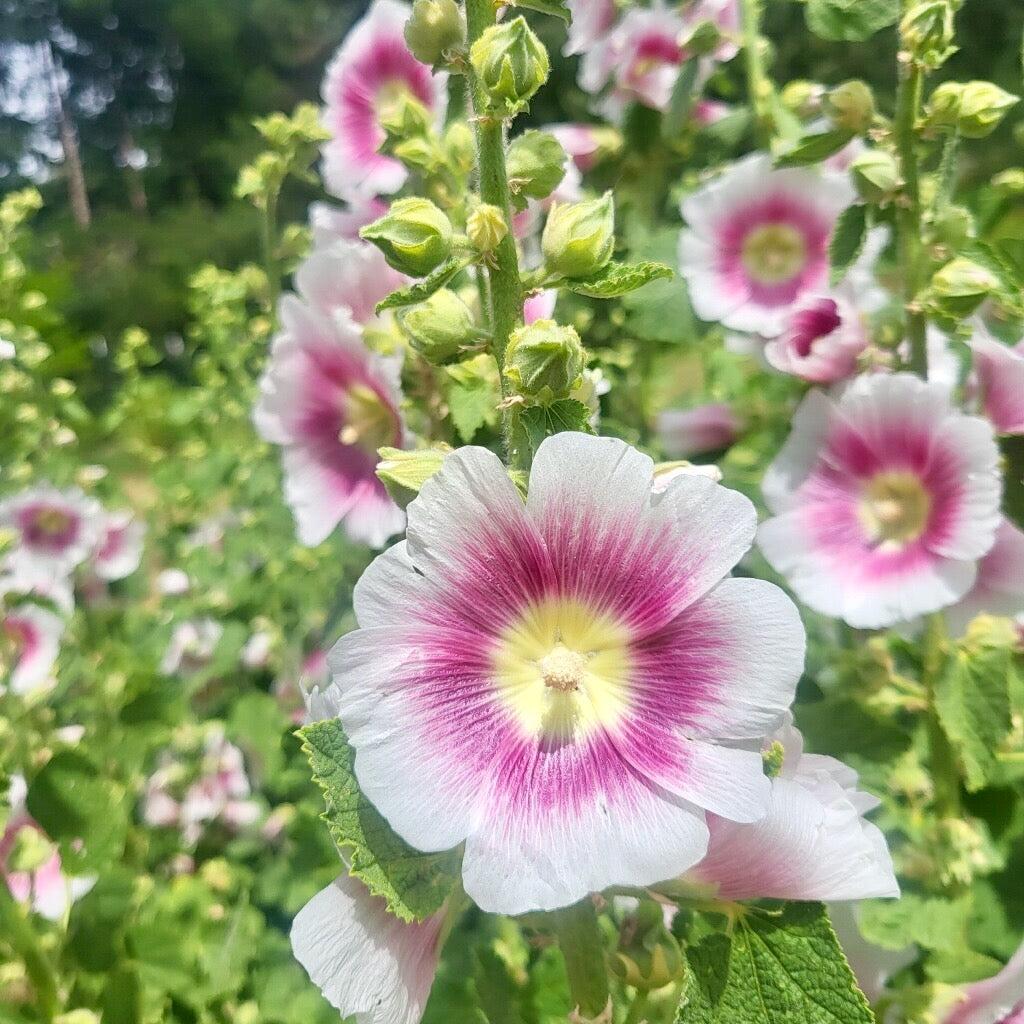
[922,612,961,821]
[740,0,772,149]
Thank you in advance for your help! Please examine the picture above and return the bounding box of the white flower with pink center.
[683,718,898,901]
[564,0,618,56]
[0,485,102,584]
[253,296,407,548]
[968,323,1024,435]
[679,153,855,336]
[91,509,145,581]
[545,123,609,174]
[2,599,64,696]
[940,939,1024,1024]
[291,872,445,1024]
[324,432,805,914]
[763,293,868,383]
[944,518,1024,636]
[758,373,1002,629]
[320,0,448,201]
[310,199,389,248]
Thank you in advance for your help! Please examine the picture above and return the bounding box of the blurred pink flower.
[91,509,145,581]
[763,293,868,384]
[944,518,1024,636]
[563,0,617,57]
[310,199,389,248]
[656,403,739,458]
[1,598,63,696]
[160,618,223,675]
[968,323,1024,434]
[942,939,1024,1024]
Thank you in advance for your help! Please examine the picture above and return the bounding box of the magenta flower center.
[858,472,933,547]
[790,299,842,357]
[20,505,79,552]
[741,224,807,286]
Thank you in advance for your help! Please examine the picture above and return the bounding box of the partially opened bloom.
[968,324,1024,434]
[679,154,854,336]
[940,939,1024,1024]
[682,718,898,901]
[325,432,804,914]
[1,599,64,695]
[291,872,445,1024]
[253,296,407,548]
[758,374,1002,628]
[320,0,448,201]
[91,509,145,581]
[944,518,1024,636]
[763,293,868,383]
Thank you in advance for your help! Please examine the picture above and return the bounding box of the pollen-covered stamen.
[539,643,588,692]
[859,471,932,547]
[338,383,397,454]
[741,224,807,286]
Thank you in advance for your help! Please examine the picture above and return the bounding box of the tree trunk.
[43,41,91,229]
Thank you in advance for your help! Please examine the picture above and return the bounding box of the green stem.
[922,612,960,820]
[261,185,281,311]
[624,988,650,1024]
[0,886,59,1021]
[893,41,928,378]
[550,900,610,1020]
[740,0,771,149]
[465,0,527,470]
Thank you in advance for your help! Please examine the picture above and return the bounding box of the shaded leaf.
[829,204,869,285]
[563,260,673,299]
[521,398,594,457]
[776,129,856,167]
[806,0,899,41]
[376,257,469,312]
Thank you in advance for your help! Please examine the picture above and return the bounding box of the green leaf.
[806,0,899,41]
[299,718,462,922]
[934,640,1014,792]
[679,903,874,1024]
[102,964,143,1024]
[775,129,856,167]
[663,58,701,141]
[858,893,970,953]
[520,399,594,457]
[563,260,673,299]
[551,901,610,1019]
[506,0,571,22]
[1002,435,1024,533]
[829,204,869,285]
[446,353,501,442]
[376,256,470,312]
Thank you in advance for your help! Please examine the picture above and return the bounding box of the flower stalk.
[740,0,772,148]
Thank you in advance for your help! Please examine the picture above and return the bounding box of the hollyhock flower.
[1,599,64,695]
[324,432,805,914]
[254,296,407,548]
[241,630,272,669]
[310,199,389,248]
[563,0,617,57]
[679,153,854,336]
[968,324,1024,434]
[758,373,1002,629]
[91,509,145,581]
[763,293,868,383]
[687,0,742,62]
[681,718,898,901]
[160,618,224,675]
[940,939,1024,1024]
[292,872,445,1024]
[694,98,733,125]
[1,776,94,920]
[944,518,1024,636]
[523,288,557,325]
[320,0,447,201]
[657,403,739,458]
[0,485,102,584]
[546,123,612,174]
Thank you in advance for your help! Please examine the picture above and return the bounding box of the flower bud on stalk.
[469,16,550,115]
[928,257,999,318]
[467,203,508,253]
[900,1,958,70]
[504,320,586,401]
[541,192,616,280]
[360,197,453,276]
[505,130,567,204]
[850,149,901,204]
[607,901,686,991]
[401,289,481,364]
[404,0,466,67]
[825,80,875,133]
[955,81,1019,138]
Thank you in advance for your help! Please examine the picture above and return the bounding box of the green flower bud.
[930,204,975,249]
[467,203,508,252]
[377,92,433,145]
[400,289,481,364]
[780,80,823,116]
[360,197,453,276]
[992,168,1024,195]
[607,901,685,992]
[679,19,721,57]
[469,16,550,116]
[928,257,999,317]
[926,81,964,128]
[900,1,958,70]
[376,446,451,509]
[541,192,615,280]
[506,130,567,206]
[825,80,875,133]
[955,81,1019,139]
[850,149,901,204]
[404,0,466,66]
[442,122,475,176]
[504,319,586,401]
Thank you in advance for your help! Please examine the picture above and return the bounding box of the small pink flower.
[758,373,1002,628]
[2,599,64,696]
[944,518,1024,636]
[546,123,609,174]
[679,153,854,336]
[763,293,868,383]
[941,939,1024,1024]
[320,0,448,201]
[310,199,389,248]
[253,296,407,548]
[292,872,445,1024]
[656,403,739,458]
[91,510,145,581]
[694,99,732,125]
[968,323,1024,434]
[563,0,618,56]
[523,289,557,325]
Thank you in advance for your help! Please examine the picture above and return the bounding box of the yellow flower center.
[374,80,416,123]
[858,472,932,548]
[338,383,395,456]
[491,598,633,740]
[34,508,72,536]
[741,224,807,286]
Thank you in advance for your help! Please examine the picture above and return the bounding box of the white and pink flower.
[1,599,64,696]
[310,199,389,249]
[91,509,145,581]
[968,323,1024,435]
[656,403,739,458]
[758,373,1002,628]
[253,296,407,548]
[563,0,617,57]
[679,153,854,336]
[939,939,1024,1024]
[320,0,447,201]
[292,872,445,1024]
[762,293,868,383]
[944,518,1024,636]
[324,432,804,914]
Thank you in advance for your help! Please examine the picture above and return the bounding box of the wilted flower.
[656,403,739,458]
[91,510,145,582]
[968,323,1024,435]
[160,618,224,675]
[758,374,1002,628]
[253,296,407,548]
[291,872,445,1024]
[320,0,448,200]
[1,598,64,696]
[678,153,854,336]
[763,293,868,384]
[323,432,804,914]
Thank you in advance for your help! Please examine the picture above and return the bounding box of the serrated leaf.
[776,129,856,168]
[934,642,1013,791]
[829,204,869,285]
[376,257,469,313]
[564,260,673,299]
[520,398,594,456]
[663,58,701,140]
[299,719,461,922]
[446,354,501,442]
[506,0,571,22]
[857,893,970,953]
[806,0,898,41]
[679,903,874,1024]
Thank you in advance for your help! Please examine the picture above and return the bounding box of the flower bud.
[900,1,957,70]
[927,81,964,127]
[607,901,685,992]
[825,80,875,133]
[506,130,567,204]
[376,446,451,509]
[360,197,453,276]
[469,16,550,115]
[442,122,476,175]
[780,80,824,117]
[928,257,999,317]
[400,289,481,364]
[504,319,586,401]
[467,203,508,252]
[377,92,434,145]
[404,0,466,66]
[850,149,901,204]
[541,192,615,280]
[679,19,722,57]
[955,81,1019,139]
[930,204,974,249]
